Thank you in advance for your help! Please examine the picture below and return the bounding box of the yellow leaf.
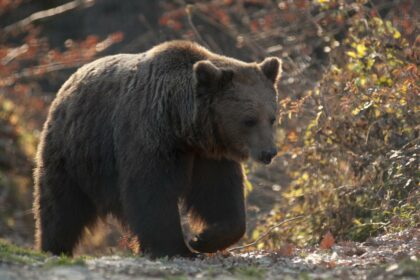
[393,30,401,39]
[353,218,362,225]
[367,58,375,69]
[346,51,357,58]
[360,77,367,87]
[372,17,383,27]
[352,107,361,116]
[385,105,394,113]
[401,84,408,93]
[252,230,260,240]
[356,43,367,57]
[244,178,253,197]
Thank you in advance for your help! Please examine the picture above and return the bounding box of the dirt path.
[1,229,418,280]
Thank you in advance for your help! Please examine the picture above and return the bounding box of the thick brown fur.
[33,41,282,258]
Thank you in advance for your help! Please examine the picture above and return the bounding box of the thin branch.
[365,120,380,145]
[185,5,210,49]
[2,0,95,37]
[183,1,267,58]
[227,215,306,252]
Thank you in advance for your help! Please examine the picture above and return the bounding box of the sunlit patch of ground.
[1,228,418,279]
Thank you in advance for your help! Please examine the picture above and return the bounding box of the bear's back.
[41,42,211,207]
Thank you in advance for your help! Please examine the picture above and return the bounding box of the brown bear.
[33,40,281,258]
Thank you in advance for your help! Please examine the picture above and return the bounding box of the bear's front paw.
[189,223,245,253]
[189,236,216,253]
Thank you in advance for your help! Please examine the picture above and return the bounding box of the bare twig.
[186,1,267,58]
[185,5,210,49]
[365,120,380,145]
[2,0,95,37]
[227,215,306,252]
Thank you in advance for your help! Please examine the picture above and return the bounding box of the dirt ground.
[0,228,418,280]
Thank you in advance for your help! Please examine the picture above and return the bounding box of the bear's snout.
[258,148,277,164]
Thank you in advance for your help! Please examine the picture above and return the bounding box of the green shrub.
[251,3,419,247]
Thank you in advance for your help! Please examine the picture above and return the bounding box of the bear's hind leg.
[34,166,97,256]
[185,157,246,253]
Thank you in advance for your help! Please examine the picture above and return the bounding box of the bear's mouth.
[250,151,275,165]
[224,145,249,162]
[256,156,273,165]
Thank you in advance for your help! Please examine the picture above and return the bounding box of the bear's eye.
[243,117,258,127]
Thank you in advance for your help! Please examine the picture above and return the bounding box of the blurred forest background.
[0,0,418,255]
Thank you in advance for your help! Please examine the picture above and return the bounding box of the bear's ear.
[259,57,282,84]
[193,60,233,89]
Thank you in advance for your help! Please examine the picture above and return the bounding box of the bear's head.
[193,56,282,164]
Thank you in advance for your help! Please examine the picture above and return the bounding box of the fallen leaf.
[278,243,295,257]
[320,231,335,250]
[322,260,337,268]
[287,130,298,142]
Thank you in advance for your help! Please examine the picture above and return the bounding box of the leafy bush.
[252,2,419,247]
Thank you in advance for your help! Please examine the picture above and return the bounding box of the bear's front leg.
[120,157,193,258]
[186,157,246,253]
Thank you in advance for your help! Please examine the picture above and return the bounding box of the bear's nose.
[259,148,277,164]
